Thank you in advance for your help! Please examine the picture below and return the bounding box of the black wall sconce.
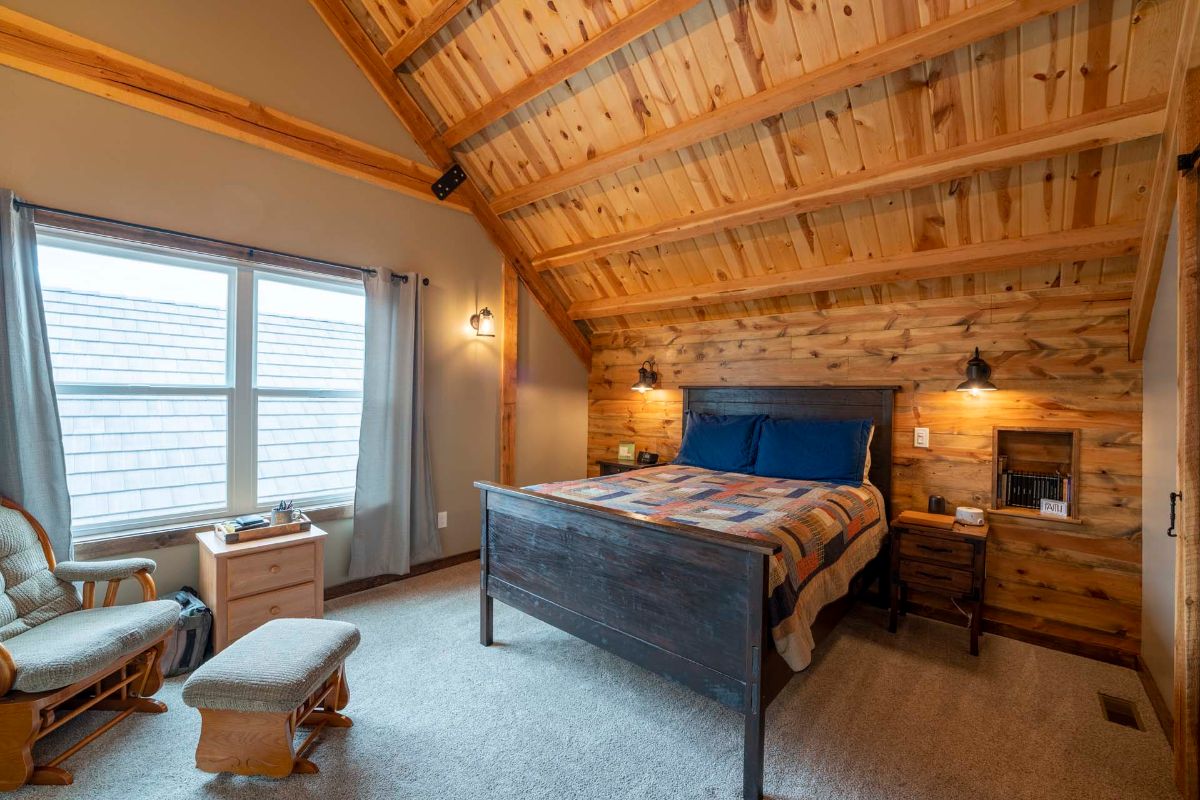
[956,347,997,396]
[631,360,658,393]
[470,307,496,337]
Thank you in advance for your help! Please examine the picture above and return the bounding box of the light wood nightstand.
[888,511,989,655]
[196,526,327,653]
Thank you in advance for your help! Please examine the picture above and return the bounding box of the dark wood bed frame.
[475,386,897,800]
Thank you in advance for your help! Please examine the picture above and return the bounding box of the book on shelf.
[1000,469,1067,511]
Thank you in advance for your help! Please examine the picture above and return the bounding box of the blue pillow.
[674,412,765,473]
[753,418,872,485]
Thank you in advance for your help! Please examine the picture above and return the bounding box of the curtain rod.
[12,197,383,278]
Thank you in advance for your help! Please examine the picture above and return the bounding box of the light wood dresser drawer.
[225,582,319,642]
[226,542,316,600]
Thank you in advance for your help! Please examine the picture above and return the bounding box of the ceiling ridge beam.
[381,0,474,70]
[0,6,465,210]
[488,0,1079,215]
[441,0,701,147]
[1128,2,1200,360]
[308,0,591,365]
[589,284,1135,340]
[532,96,1166,272]
[567,223,1143,320]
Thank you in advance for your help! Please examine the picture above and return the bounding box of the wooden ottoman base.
[194,664,351,777]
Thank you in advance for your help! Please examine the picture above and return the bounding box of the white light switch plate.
[437,511,448,529]
[914,428,930,448]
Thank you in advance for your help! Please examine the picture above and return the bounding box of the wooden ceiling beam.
[440,0,700,147]
[567,224,1143,320]
[533,97,1166,272]
[1129,2,1200,360]
[381,0,473,69]
[489,0,1078,215]
[309,0,591,365]
[0,6,465,210]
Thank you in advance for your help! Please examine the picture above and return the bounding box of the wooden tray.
[215,514,311,545]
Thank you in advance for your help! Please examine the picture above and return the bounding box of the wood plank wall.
[586,284,1143,662]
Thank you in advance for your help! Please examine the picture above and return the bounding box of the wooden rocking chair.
[0,498,181,790]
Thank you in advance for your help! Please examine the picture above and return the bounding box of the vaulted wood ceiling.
[310,0,1190,363]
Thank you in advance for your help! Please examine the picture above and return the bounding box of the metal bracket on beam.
[431,163,467,200]
[1178,145,1200,173]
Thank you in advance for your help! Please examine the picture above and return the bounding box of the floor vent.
[1098,693,1143,731]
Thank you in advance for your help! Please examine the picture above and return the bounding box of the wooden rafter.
[1128,2,1200,360]
[440,0,700,147]
[532,97,1166,272]
[0,6,465,210]
[487,0,1078,215]
[308,0,591,365]
[567,223,1142,320]
[381,0,473,69]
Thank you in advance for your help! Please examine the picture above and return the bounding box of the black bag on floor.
[159,586,213,677]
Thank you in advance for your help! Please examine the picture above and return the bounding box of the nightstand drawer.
[226,542,316,600]
[899,532,974,568]
[899,561,973,593]
[225,582,318,642]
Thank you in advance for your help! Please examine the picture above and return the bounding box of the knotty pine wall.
[587,285,1142,662]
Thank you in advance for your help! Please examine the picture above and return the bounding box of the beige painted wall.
[515,285,588,487]
[0,0,588,594]
[1142,212,1179,705]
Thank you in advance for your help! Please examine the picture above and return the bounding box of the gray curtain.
[350,270,440,578]
[0,191,72,559]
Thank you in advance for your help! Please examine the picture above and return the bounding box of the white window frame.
[35,227,365,541]
[249,270,366,510]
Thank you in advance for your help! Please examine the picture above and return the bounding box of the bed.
[474,386,897,800]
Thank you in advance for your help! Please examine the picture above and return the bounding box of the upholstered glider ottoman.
[181,618,360,777]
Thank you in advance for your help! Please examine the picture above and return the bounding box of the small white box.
[1040,498,1069,518]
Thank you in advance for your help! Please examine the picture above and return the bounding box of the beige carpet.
[23,562,1176,799]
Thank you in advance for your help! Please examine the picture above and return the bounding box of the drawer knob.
[269,605,281,615]
[269,564,281,574]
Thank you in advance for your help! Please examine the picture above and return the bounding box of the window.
[254,276,365,504]
[36,230,365,537]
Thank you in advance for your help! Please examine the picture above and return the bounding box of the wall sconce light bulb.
[470,307,496,337]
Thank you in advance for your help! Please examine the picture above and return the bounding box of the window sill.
[72,503,353,560]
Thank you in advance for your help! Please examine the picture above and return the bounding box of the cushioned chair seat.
[5,599,181,694]
[182,618,360,713]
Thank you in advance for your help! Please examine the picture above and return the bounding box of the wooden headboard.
[682,386,899,517]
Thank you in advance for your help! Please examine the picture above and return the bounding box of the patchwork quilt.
[526,464,887,671]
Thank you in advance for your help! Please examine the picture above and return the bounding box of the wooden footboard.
[476,481,780,800]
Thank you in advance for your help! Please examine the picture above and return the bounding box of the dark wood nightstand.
[597,458,663,476]
[888,511,989,655]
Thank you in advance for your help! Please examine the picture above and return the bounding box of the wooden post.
[499,261,518,486]
[742,554,768,800]
[1176,66,1200,800]
[479,490,493,647]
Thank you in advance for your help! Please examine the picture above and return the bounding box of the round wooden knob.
[270,606,281,615]
[269,564,281,574]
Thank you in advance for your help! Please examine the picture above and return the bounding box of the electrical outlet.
[437,511,448,529]
[914,428,930,449]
